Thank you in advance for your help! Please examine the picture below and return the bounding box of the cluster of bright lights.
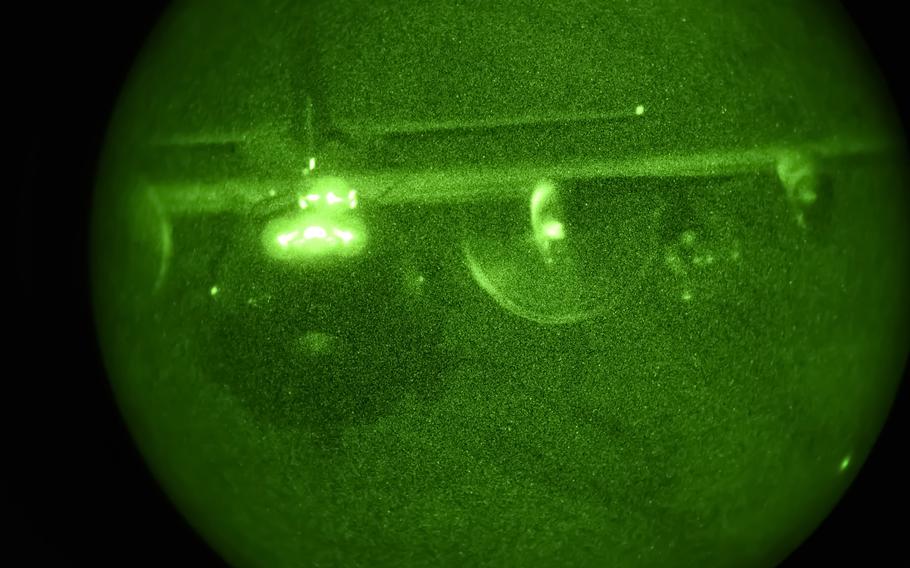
[276,225,356,247]
[297,189,358,210]
[262,175,364,260]
[264,214,364,260]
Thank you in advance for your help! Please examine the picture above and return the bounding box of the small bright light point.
[543,221,565,239]
[839,455,851,472]
[303,226,328,239]
[297,197,309,209]
[326,192,343,205]
[333,228,354,243]
[797,185,817,205]
[308,157,316,171]
[277,230,300,247]
[306,194,320,202]
[681,290,693,301]
[210,286,219,296]
[635,104,645,115]
[348,190,358,209]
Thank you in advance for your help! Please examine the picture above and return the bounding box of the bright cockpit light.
[263,176,364,260]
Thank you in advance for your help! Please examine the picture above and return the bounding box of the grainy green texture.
[92,1,910,567]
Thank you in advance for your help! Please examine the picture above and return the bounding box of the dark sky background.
[11,2,907,566]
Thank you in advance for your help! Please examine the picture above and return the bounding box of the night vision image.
[88,1,909,566]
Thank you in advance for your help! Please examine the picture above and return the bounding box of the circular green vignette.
[91,1,909,567]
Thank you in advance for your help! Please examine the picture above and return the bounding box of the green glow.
[302,226,327,240]
[297,179,358,210]
[275,223,353,247]
[464,243,594,325]
[529,180,553,213]
[270,175,365,258]
[264,214,364,260]
[839,455,851,472]
[276,230,298,246]
[529,179,567,261]
[90,2,910,568]
[666,252,685,275]
[333,228,354,243]
[145,187,172,293]
[542,221,565,239]
[298,331,339,356]
[692,254,715,267]
[681,230,697,246]
[777,150,822,228]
